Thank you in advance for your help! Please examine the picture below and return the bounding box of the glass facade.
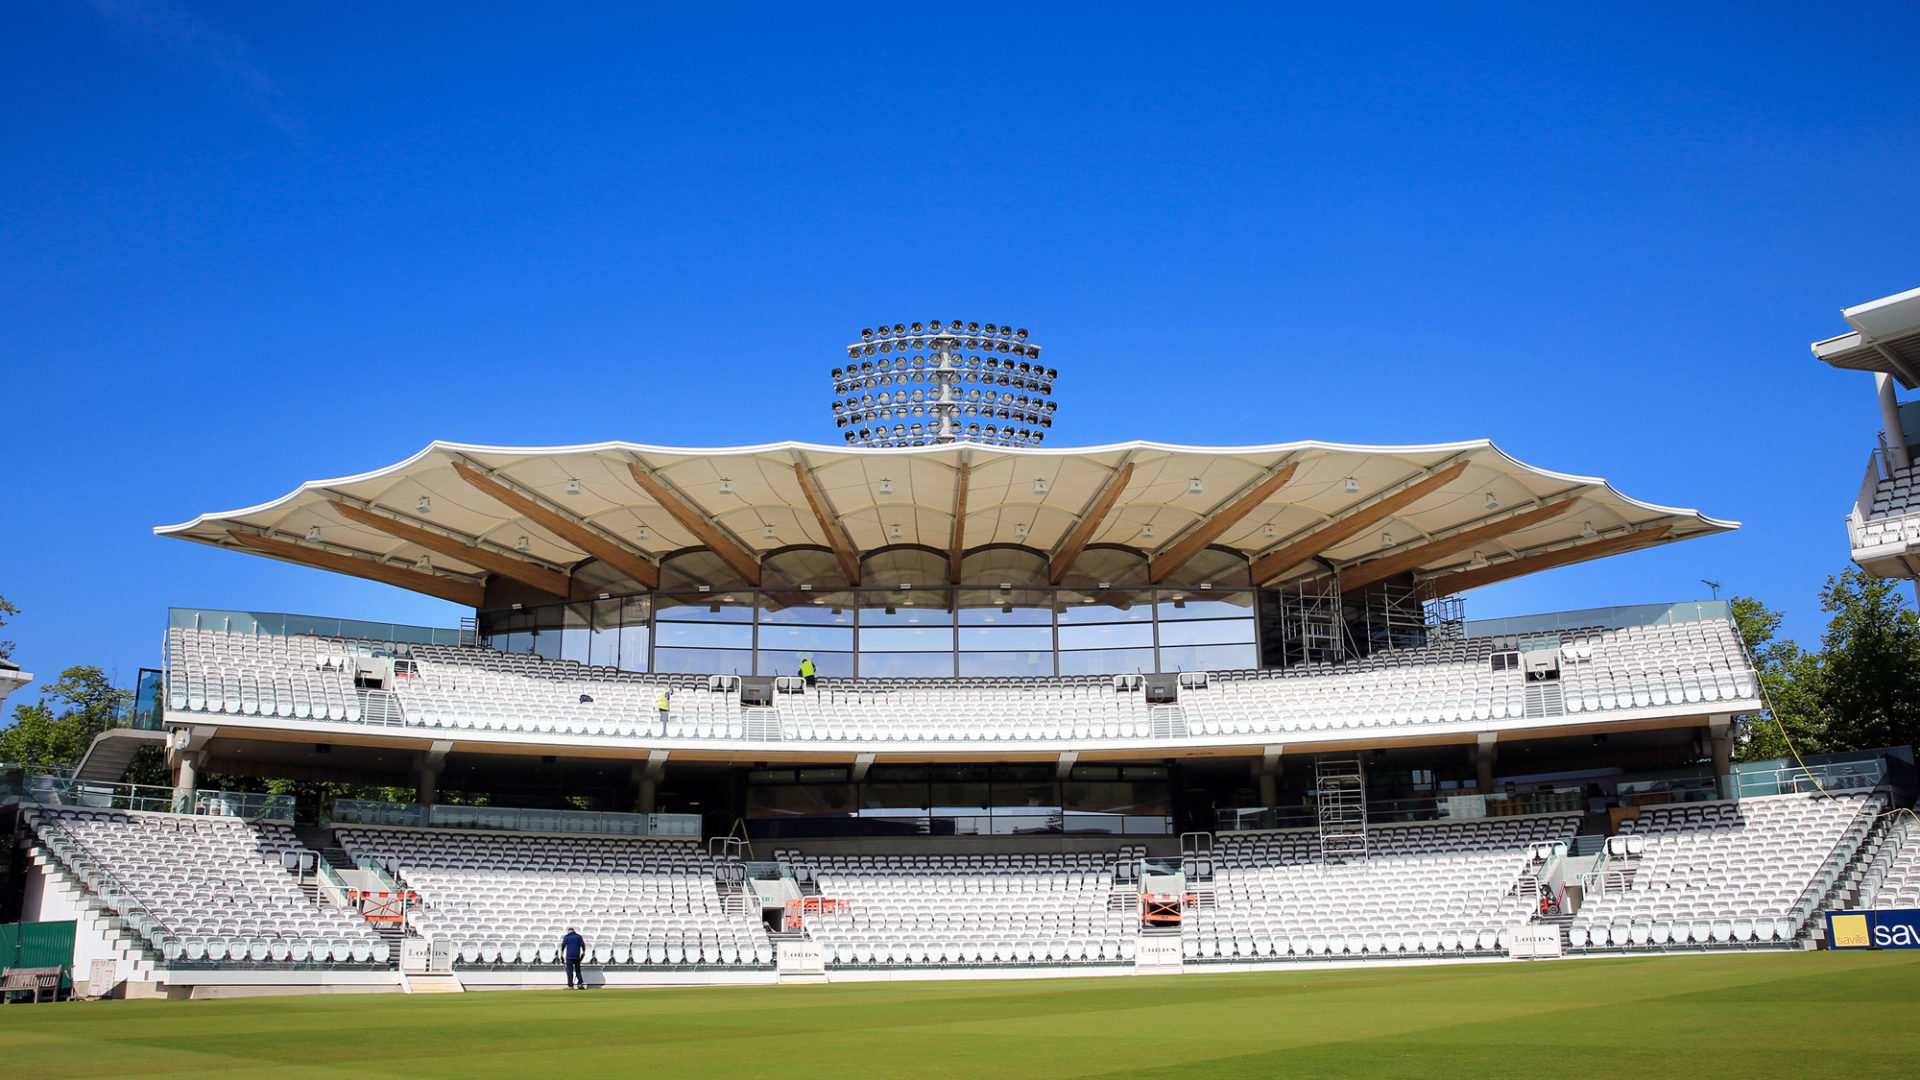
[743,763,1173,837]
[477,588,1257,678]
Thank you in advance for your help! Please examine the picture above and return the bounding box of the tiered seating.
[166,626,372,721]
[1200,816,1577,960]
[337,828,772,968]
[403,644,712,736]
[1856,466,1920,548]
[1567,793,1879,948]
[24,807,384,965]
[787,848,1139,967]
[166,619,1756,747]
[1861,815,1920,909]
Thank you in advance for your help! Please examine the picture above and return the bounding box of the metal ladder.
[1315,754,1368,863]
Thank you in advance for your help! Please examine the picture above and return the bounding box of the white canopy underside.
[156,439,1736,600]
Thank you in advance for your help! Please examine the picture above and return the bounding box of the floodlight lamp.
[1344,477,1360,495]
[861,329,874,341]
[1581,522,1598,539]
[1016,328,1028,339]
[416,496,431,515]
[999,582,1012,590]
[306,525,321,542]
[1484,493,1499,511]
[1188,478,1204,495]
[516,535,530,553]
[566,478,581,496]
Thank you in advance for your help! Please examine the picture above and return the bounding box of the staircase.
[71,729,167,783]
[401,972,464,994]
[1315,754,1368,863]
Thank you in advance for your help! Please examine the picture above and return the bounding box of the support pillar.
[414,740,453,808]
[416,763,439,806]
[635,750,668,815]
[1255,745,1284,809]
[171,752,201,807]
[1708,720,1734,797]
[1475,734,1498,795]
[1878,373,1911,473]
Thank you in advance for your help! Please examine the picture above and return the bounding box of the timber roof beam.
[327,500,573,598]
[1148,461,1298,584]
[451,461,660,590]
[227,530,485,607]
[626,461,762,586]
[1250,459,1471,586]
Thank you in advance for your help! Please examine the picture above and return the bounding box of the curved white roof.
[156,439,1736,604]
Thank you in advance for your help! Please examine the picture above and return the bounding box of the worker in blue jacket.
[562,928,586,989]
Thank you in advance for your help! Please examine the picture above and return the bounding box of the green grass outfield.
[5,952,1919,1080]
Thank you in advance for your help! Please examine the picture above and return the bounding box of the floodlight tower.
[831,320,1059,448]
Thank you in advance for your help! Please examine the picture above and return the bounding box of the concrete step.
[402,973,465,994]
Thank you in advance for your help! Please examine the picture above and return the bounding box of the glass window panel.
[654,596,755,622]
[858,651,956,677]
[769,651,853,677]
[616,623,650,672]
[1157,618,1255,647]
[653,621,754,649]
[652,647,754,674]
[758,624,855,652]
[1057,647,1155,676]
[529,629,562,660]
[860,782,928,810]
[1057,600,1153,625]
[1057,622,1154,650]
[1159,643,1258,671]
[861,599,954,626]
[760,603,857,626]
[859,626,955,651]
[956,625,1054,650]
[1156,593,1256,620]
[746,784,857,819]
[957,593,1052,625]
[958,651,1054,677]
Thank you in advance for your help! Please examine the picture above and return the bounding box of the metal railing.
[328,799,701,838]
[22,807,175,967]
[18,775,295,821]
[1782,789,1889,939]
[169,607,466,646]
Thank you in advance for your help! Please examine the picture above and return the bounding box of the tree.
[0,593,16,660]
[1814,568,1920,755]
[1730,594,1826,762]
[0,665,132,769]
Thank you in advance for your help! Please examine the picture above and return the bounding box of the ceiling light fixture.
[416,496,431,515]
[1484,493,1499,511]
[306,526,320,542]
[1033,478,1048,495]
[878,478,893,495]
[565,478,581,496]
[515,535,530,553]
[1581,521,1598,539]
[718,478,734,496]
[1381,532,1395,549]
[1188,478,1204,495]
[1142,523,1155,540]
[1344,477,1360,495]
[1468,550,1489,569]
[635,524,649,542]
[889,523,903,541]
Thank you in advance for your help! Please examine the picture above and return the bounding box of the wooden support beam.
[948,460,971,585]
[452,462,659,590]
[1048,462,1136,585]
[227,530,485,607]
[1337,498,1578,592]
[1149,462,1297,584]
[1249,461,1470,585]
[791,461,861,586]
[1417,526,1673,597]
[626,462,761,586]
[328,501,572,598]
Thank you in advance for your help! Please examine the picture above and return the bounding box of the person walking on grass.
[562,927,586,989]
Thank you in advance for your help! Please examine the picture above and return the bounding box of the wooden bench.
[0,966,65,1004]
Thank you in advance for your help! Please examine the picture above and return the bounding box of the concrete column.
[1258,770,1278,809]
[636,777,658,815]
[416,764,439,806]
[1475,741,1497,795]
[1709,722,1733,778]
[1878,373,1911,472]
[172,753,199,807]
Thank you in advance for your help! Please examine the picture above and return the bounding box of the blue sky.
[3,2,1918,701]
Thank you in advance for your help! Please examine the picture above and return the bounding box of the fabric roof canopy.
[156,439,1736,607]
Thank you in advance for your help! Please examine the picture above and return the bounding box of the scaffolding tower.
[1315,754,1368,863]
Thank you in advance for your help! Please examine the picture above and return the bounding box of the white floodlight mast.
[831,320,1057,449]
